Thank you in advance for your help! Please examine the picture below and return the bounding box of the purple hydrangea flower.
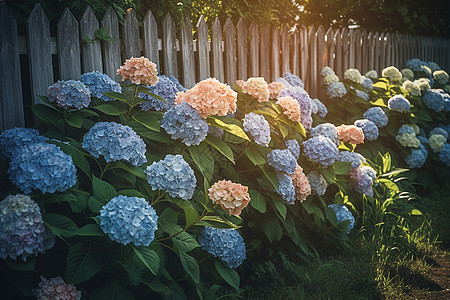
[285,139,300,159]
[279,86,313,129]
[310,123,339,145]
[338,151,365,169]
[34,276,81,300]
[302,136,339,167]
[283,72,304,88]
[47,80,91,109]
[276,172,296,204]
[266,149,297,175]
[139,75,186,111]
[80,71,121,101]
[311,98,328,118]
[0,127,47,160]
[243,112,271,147]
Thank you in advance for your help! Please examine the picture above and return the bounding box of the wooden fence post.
[271,26,280,82]
[260,25,270,81]
[291,30,300,77]
[334,29,343,77]
[299,26,309,83]
[196,15,210,81]
[223,18,237,85]
[236,18,247,80]
[308,26,317,97]
[143,10,159,70]
[249,23,259,77]
[280,25,290,75]
[80,6,103,73]
[101,7,121,80]
[162,13,177,77]
[57,8,81,80]
[211,17,224,82]
[180,16,195,88]
[123,9,140,59]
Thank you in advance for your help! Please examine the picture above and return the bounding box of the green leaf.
[195,216,240,229]
[132,112,161,132]
[76,224,104,237]
[259,165,279,191]
[44,213,79,238]
[188,143,214,183]
[333,161,351,175]
[102,92,129,102]
[244,146,266,166]
[117,189,147,199]
[132,246,160,276]
[173,232,200,252]
[380,168,408,177]
[30,104,61,129]
[302,202,315,215]
[93,176,116,203]
[173,199,199,225]
[88,196,106,213]
[371,98,388,107]
[6,257,35,271]
[273,200,287,220]
[205,136,235,164]
[378,178,399,192]
[248,190,266,213]
[319,166,336,184]
[261,218,283,243]
[179,252,200,283]
[66,243,102,284]
[114,161,147,180]
[411,209,422,216]
[207,116,250,141]
[382,152,392,173]
[215,260,240,291]
[93,103,127,115]
[65,114,84,128]
[89,282,136,300]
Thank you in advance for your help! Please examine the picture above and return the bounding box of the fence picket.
[123,9,140,59]
[308,26,318,97]
[143,10,159,69]
[249,23,259,77]
[348,29,355,68]
[299,26,309,82]
[0,1,24,130]
[325,27,334,70]
[180,16,195,88]
[354,29,362,71]
[361,29,368,74]
[280,25,290,75]
[80,6,103,73]
[223,18,236,85]
[271,26,281,82]
[236,18,247,80]
[162,13,177,77]
[316,26,326,72]
[341,28,349,74]
[367,31,374,72]
[334,29,343,77]
[196,15,210,81]
[101,7,121,80]
[211,17,224,82]
[291,31,300,76]
[260,25,270,81]
[57,8,80,80]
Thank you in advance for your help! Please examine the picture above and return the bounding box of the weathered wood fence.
[1,2,450,131]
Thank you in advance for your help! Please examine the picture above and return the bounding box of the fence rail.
[1,2,450,131]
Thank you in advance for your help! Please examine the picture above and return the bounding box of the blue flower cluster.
[310,123,339,145]
[361,76,374,92]
[47,80,91,109]
[283,72,304,88]
[436,90,450,112]
[398,125,415,135]
[405,59,432,80]
[387,95,411,112]
[139,75,186,111]
[80,71,122,101]
[99,195,158,246]
[198,227,246,268]
[276,172,296,204]
[243,112,271,147]
[429,127,449,139]
[311,98,328,118]
[161,102,208,146]
[417,136,429,144]
[82,122,147,166]
[439,144,450,166]
[0,127,47,160]
[338,151,364,169]
[327,82,347,98]
[279,86,312,129]
[363,107,388,128]
[356,89,369,101]
[405,144,428,168]
[285,139,300,159]
[266,149,297,175]
[0,194,54,261]
[307,171,328,196]
[302,136,339,167]
[422,90,444,112]
[428,62,441,73]
[328,204,355,234]
[355,170,374,197]
[354,119,379,141]
[438,124,450,138]
[8,143,77,194]
[361,166,377,182]
[145,154,197,200]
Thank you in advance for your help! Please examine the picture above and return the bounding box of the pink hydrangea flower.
[276,96,301,122]
[268,81,286,98]
[240,77,270,102]
[34,276,81,300]
[289,165,311,202]
[175,78,237,118]
[209,180,250,216]
[117,56,158,85]
[336,125,365,144]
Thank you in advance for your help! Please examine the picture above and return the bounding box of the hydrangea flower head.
[99,195,158,246]
[382,66,402,82]
[243,112,271,147]
[433,70,449,87]
[268,81,286,98]
[365,70,378,80]
[328,204,355,234]
[8,143,77,194]
[117,56,158,85]
[82,122,147,166]
[47,80,91,109]
[344,68,362,83]
[302,136,339,167]
[429,127,449,140]
[80,71,121,101]
[336,125,365,144]
[324,73,340,85]
[436,89,450,112]
[414,78,431,92]
[241,77,270,102]
[161,102,208,146]
[34,276,81,300]
[387,95,411,112]
[311,98,328,118]
[285,139,300,159]
[354,119,378,141]
[439,144,450,166]
[283,72,304,88]
[347,167,373,196]
[266,149,297,175]
[289,165,311,202]
[276,96,301,122]
[209,180,250,216]
[276,78,292,88]
[310,123,339,145]
[398,124,416,135]
[405,144,428,168]
[279,86,312,129]
[320,66,335,77]
[175,78,237,118]
[0,194,54,261]
[402,80,421,97]
[406,59,432,79]
[363,107,388,128]
[355,89,369,101]
[0,127,47,160]
[417,136,429,144]
[422,90,444,112]
[401,68,414,81]
[396,133,420,148]
[360,166,377,182]
[307,171,328,196]
[327,82,347,98]
[361,76,374,92]
[429,134,446,152]
[145,154,197,200]
[276,172,296,204]
[199,227,246,268]
[428,62,441,72]
[338,151,364,169]
[139,75,186,111]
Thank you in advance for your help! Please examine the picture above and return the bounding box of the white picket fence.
[1,2,450,131]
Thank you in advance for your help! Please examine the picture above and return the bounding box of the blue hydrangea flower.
[0,127,47,160]
[311,98,328,118]
[198,227,246,268]
[283,72,304,88]
[161,102,208,146]
[355,170,374,196]
[285,139,300,159]
[405,144,428,168]
[429,127,448,140]
[0,194,54,261]
[266,149,297,175]
[439,144,450,166]
[243,113,271,147]
[307,171,328,196]
[363,107,388,128]
[328,204,355,234]
[99,195,158,246]
[361,76,374,92]
[353,88,369,101]
[417,136,429,144]
[279,86,312,129]
[145,154,197,200]
[327,82,347,98]
[354,119,379,141]
[387,95,411,112]
[398,125,415,135]
[422,90,445,112]
[47,80,91,109]
[276,172,296,204]
[80,71,122,101]
[405,59,432,80]
[438,124,450,138]
[436,90,450,112]
[310,123,339,145]
[8,143,77,194]
[361,166,377,182]
[338,151,364,169]
[302,136,339,167]
[82,122,147,166]
[139,75,186,111]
